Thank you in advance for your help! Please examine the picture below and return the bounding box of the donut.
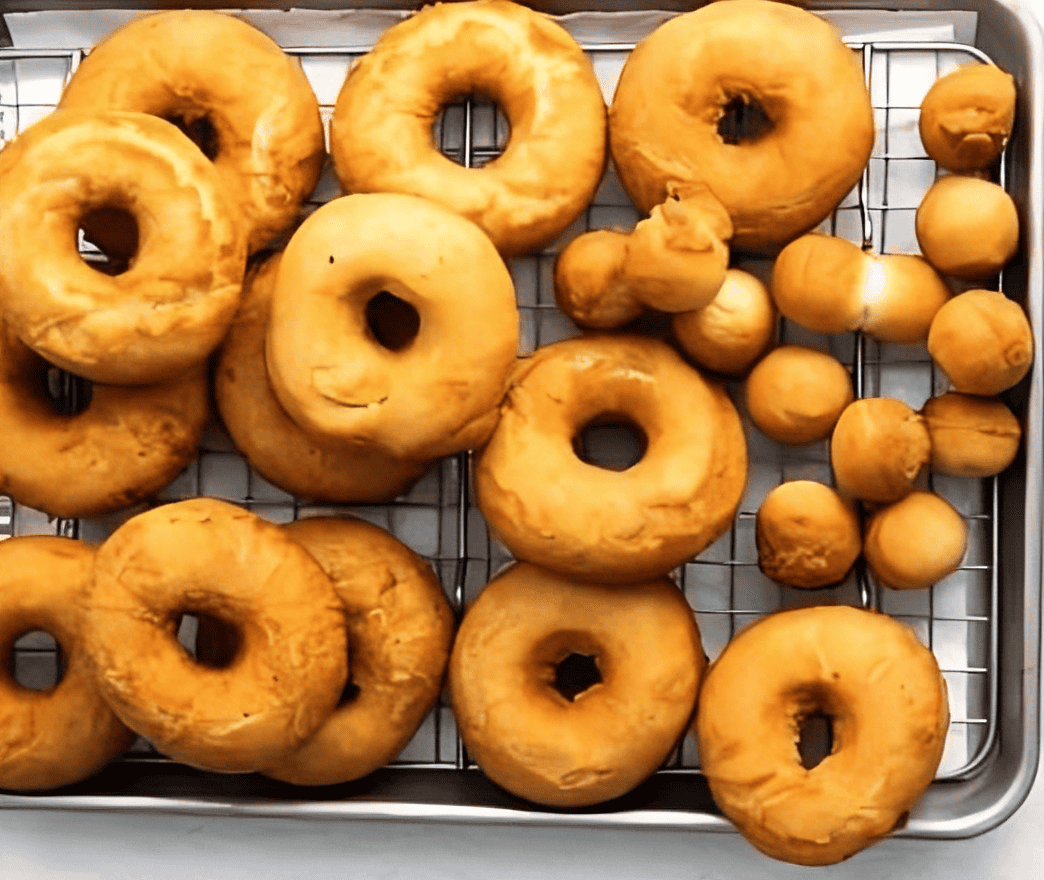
[262,517,454,786]
[554,184,733,329]
[755,481,861,590]
[84,498,348,773]
[0,537,134,790]
[831,398,930,503]
[921,392,1022,477]
[916,176,1019,279]
[0,319,208,519]
[745,346,853,445]
[215,255,431,502]
[695,605,949,866]
[474,335,747,583]
[919,64,1016,172]
[927,289,1033,395]
[609,0,874,251]
[58,10,325,253]
[772,234,952,343]
[330,0,607,256]
[671,269,777,377]
[864,491,967,590]
[265,193,519,461]
[0,110,245,386]
[449,562,705,807]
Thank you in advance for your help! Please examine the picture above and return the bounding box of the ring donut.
[0,110,245,385]
[59,10,325,253]
[331,0,607,256]
[609,0,874,250]
[475,335,747,583]
[215,255,431,502]
[695,605,949,866]
[84,498,348,773]
[0,537,135,791]
[266,193,518,461]
[449,562,705,807]
[0,319,208,519]
[263,517,455,786]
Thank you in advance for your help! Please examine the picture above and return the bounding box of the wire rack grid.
[0,32,1008,787]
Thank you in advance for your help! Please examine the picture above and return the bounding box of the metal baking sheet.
[0,0,1040,841]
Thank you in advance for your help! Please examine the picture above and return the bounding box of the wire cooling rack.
[0,34,1007,785]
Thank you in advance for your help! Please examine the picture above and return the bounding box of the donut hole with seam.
[364,290,421,352]
[571,414,648,472]
[552,651,602,702]
[9,629,66,691]
[717,94,775,145]
[77,205,139,277]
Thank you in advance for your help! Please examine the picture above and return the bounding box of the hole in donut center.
[78,206,139,276]
[572,415,647,472]
[339,678,361,706]
[797,711,834,770]
[164,113,220,161]
[10,630,66,691]
[718,96,773,145]
[365,291,420,352]
[179,613,242,669]
[46,366,93,416]
[433,96,510,167]
[553,652,602,702]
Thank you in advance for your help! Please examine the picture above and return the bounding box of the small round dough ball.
[672,269,777,376]
[755,481,861,589]
[554,230,639,329]
[745,345,854,445]
[927,289,1033,396]
[921,392,1021,477]
[831,398,930,504]
[916,176,1019,278]
[919,64,1016,172]
[771,234,865,334]
[864,491,967,590]
[861,254,952,344]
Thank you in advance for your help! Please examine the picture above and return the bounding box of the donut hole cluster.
[78,204,139,276]
[364,290,421,352]
[10,629,65,691]
[717,95,774,145]
[571,414,648,472]
[551,651,602,702]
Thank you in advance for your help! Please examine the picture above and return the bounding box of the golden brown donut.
[0,110,245,386]
[919,64,1016,172]
[261,517,454,785]
[755,481,861,589]
[609,0,874,251]
[916,176,1019,279]
[331,0,607,257]
[745,346,854,445]
[0,537,135,791]
[554,184,732,328]
[0,320,207,519]
[695,605,949,866]
[474,335,748,583]
[772,234,952,343]
[266,193,518,461]
[450,562,705,807]
[831,398,931,504]
[58,10,325,253]
[671,269,777,377]
[927,289,1033,395]
[215,255,431,502]
[84,498,348,773]
[921,392,1021,477]
[864,491,967,590]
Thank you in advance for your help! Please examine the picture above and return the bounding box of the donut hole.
[433,96,510,167]
[572,415,648,472]
[10,630,65,691]
[78,206,139,276]
[178,612,242,669]
[164,113,220,161]
[553,652,602,702]
[717,95,774,145]
[45,366,93,416]
[365,291,421,352]
[339,678,361,706]
[797,711,835,770]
